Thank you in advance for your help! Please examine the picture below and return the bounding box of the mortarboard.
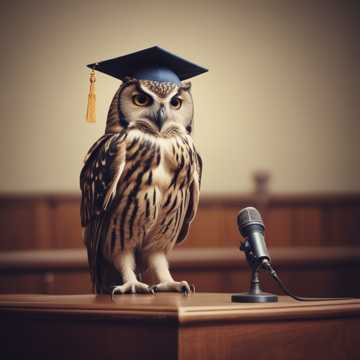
[86,46,208,123]
[88,46,208,84]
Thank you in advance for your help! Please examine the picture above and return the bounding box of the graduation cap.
[89,46,208,84]
[85,46,208,123]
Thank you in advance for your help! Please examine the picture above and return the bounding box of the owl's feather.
[176,152,202,244]
[80,130,127,226]
[80,131,127,290]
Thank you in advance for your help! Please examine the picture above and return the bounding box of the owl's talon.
[151,280,194,294]
[181,285,189,294]
[111,281,153,296]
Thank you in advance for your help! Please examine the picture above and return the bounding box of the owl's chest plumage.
[154,137,193,191]
[123,129,194,193]
[104,128,196,257]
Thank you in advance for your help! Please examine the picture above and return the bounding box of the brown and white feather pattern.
[140,80,176,98]
[80,125,201,292]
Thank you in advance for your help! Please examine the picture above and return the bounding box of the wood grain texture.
[266,208,293,246]
[51,201,82,249]
[0,193,360,250]
[184,206,225,248]
[1,293,360,323]
[0,200,38,250]
[1,294,360,360]
[1,311,177,360]
[179,318,360,360]
[292,207,322,246]
[324,205,360,246]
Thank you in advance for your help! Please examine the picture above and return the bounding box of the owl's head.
[106,78,194,136]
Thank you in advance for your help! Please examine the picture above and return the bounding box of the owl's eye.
[132,93,152,107]
[170,96,182,110]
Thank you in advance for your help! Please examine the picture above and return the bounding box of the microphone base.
[232,292,278,303]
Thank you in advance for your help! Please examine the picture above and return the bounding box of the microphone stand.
[232,241,278,303]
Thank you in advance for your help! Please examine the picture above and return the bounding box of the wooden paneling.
[0,198,52,250]
[180,317,360,360]
[51,201,82,249]
[183,206,225,248]
[292,207,322,246]
[32,200,53,249]
[0,274,47,293]
[223,206,243,249]
[324,206,360,246]
[266,208,293,246]
[0,271,92,295]
[1,247,359,298]
[48,272,92,294]
[0,193,360,251]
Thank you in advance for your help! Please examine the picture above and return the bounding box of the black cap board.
[87,46,208,85]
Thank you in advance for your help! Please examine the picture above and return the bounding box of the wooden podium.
[1,293,360,360]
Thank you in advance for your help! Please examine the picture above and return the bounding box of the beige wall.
[0,0,359,194]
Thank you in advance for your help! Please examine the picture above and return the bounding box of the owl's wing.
[80,131,127,226]
[80,131,127,292]
[176,151,203,244]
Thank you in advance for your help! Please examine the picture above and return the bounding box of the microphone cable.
[264,262,352,301]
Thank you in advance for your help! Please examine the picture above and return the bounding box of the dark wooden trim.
[0,193,81,204]
[1,247,359,272]
[199,193,360,207]
[1,192,360,207]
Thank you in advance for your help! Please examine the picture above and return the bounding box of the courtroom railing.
[1,246,359,297]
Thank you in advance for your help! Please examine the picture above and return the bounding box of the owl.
[80,77,202,295]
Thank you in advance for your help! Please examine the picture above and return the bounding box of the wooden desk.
[0,293,359,360]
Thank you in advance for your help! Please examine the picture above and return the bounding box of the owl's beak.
[154,104,167,130]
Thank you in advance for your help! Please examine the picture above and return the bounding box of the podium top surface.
[1,293,360,324]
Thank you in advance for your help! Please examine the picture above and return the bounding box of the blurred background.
[0,0,359,296]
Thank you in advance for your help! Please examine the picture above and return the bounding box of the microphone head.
[237,207,265,237]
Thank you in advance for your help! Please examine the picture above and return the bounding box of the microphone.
[237,207,270,264]
[232,206,278,303]
[234,207,351,302]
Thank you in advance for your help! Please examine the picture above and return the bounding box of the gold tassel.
[86,69,96,123]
